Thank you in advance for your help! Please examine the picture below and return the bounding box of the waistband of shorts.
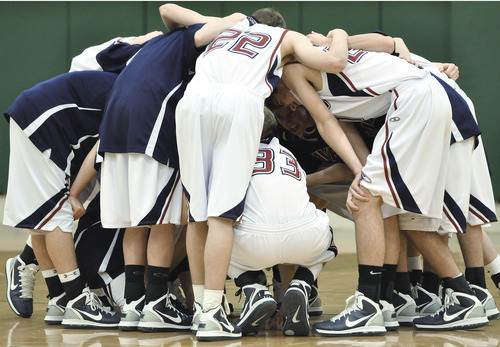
[235,210,327,233]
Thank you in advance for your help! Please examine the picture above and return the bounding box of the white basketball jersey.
[315,49,428,121]
[188,17,287,98]
[241,137,317,225]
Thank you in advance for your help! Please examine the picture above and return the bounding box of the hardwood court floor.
[0,249,499,347]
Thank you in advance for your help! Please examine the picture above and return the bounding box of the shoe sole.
[283,288,309,336]
[137,323,191,333]
[62,319,119,329]
[5,258,32,318]
[413,317,489,331]
[312,325,386,337]
[237,299,277,336]
[196,331,242,342]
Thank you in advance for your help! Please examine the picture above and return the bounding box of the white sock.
[192,284,205,306]
[485,255,500,274]
[58,268,81,283]
[41,268,58,278]
[203,289,224,311]
[407,256,423,272]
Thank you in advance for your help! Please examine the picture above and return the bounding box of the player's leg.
[119,227,147,331]
[458,224,499,320]
[138,223,192,332]
[406,230,488,330]
[186,221,208,333]
[483,229,500,292]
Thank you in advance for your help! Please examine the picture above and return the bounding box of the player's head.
[265,79,299,112]
[273,104,315,136]
[252,8,286,28]
[261,106,279,139]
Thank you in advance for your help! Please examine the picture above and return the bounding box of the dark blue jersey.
[98,24,204,168]
[4,71,117,177]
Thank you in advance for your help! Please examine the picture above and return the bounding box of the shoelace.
[428,290,455,317]
[18,263,39,299]
[86,291,113,314]
[330,294,357,322]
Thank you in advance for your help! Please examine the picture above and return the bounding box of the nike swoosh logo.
[78,310,103,321]
[157,310,183,323]
[370,271,382,275]
[291,305,302,323]
[251,314,268,327]
[443,306,471,322]
[345,313,375,328]
[9,273,18,291]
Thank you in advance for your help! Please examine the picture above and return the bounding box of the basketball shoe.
[392,290,418,325]
[62,287,120,329]
[312,291,386,337]
[5,255,39,318]
[379,300,399,331]
[119,295,145,331]
[283,279,311,336]
[137,293,192,332]
[235,283,277,336]
[470,284,499,320]
[308,283,323,316]
[412,283,442,317]
[196,304,242,341]
[191,301,202,334]
[413,288,488,330]
[45,292,67,325]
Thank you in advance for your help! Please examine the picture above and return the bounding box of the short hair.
[252,8,287,28]
[262,106,279,138]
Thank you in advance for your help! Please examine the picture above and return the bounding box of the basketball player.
[227,107,337,337]
[267,34,493,334]
[94,3,247,333]
[3,70,121,329]
[172,3,377,340]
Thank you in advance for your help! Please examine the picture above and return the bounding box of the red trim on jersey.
[159,173,181,224]
[265,29,289,93]
[381,122,400,209]
[470,207,489,223]
[366,87,380,96]
[393,89,400,110]
[443,207,463,233]
[339,72,358,92]
[38,195,70,229]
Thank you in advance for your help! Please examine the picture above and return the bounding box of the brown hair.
[252,8,287,28]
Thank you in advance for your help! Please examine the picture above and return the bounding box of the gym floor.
[1,197,499,346]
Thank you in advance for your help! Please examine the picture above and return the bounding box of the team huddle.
[3,3,500,342]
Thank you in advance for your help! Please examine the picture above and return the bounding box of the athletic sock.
[395,271,412,296]
[409,270,423,286]
[59,269,85,301]
[19,244,38,266]
[124,264,145,303]
[192,284,205,306]
[422,271,441,295]
[485,255,500,275]
[42,269,64,299]
[491,273,500,290]
[380,264,397,303]
[442,274,474,295]
[293,266,315,287]
[358,264,383,302]
[145,265,170,303]
[203,289,224,311]
[465,267,486,289]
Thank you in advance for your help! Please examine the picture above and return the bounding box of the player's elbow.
[325,57,347,74]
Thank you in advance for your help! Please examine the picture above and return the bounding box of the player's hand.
[307,31,329,46]
[128,31,163,45]
[346,172,368,214]
[442,63,459,81]
[69,195,86,220]
[266,307,285,331]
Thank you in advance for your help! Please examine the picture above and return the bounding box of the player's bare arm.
[306,163,353,186]
[194,12,247,48]
[68,141,99,220]
[159,3,215,31]
[127,31,163,45]
[308,31,394,53]
[282,29,348,74]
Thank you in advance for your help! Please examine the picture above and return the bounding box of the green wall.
[1,1,499,200]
